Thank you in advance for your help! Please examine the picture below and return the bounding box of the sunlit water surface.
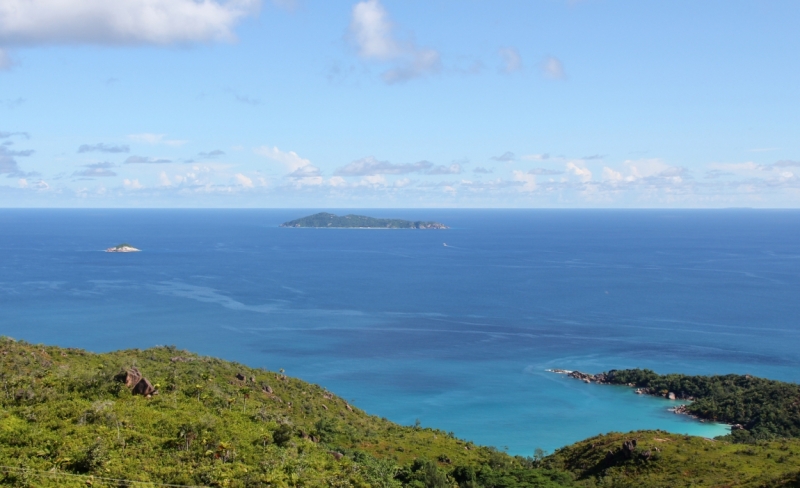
[2,209,799,454]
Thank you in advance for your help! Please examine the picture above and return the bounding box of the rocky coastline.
[547,368,708,422]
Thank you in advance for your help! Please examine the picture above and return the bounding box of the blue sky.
[1,0,799,207]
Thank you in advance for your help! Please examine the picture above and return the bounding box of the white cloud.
[123,178,143,190]
[566,162,592,181]
[349,0,440,83]
[542,56,566,80]
[128,133,187,147]
[512,170,537,192]
[0,0,259,46]
[254,145,312,172]
[235,173,253,188]
[159,171,172,187]
[350,0,399,60]
[602,167,623,182]
[498,47,522,73]
[360,174,386,186]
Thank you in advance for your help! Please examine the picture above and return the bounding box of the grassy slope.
[0,338,568,487]
[5,337,800,487]
[544,430,800,487]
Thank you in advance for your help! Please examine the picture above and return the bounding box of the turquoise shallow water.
[1,209,798,454]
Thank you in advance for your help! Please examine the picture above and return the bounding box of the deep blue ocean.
[2,209,799,454]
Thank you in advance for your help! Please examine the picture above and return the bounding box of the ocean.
[1,209,799,455]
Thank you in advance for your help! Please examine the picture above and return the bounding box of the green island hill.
[3,337,800,487]
[280,213,448,229]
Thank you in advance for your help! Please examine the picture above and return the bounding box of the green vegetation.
[602,369,800,441]
[544,430,800,487]
[280,213,448,229]
[0,338,566,487]
[5,338,800,487]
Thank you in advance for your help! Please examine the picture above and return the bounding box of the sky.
[1,0,799,208]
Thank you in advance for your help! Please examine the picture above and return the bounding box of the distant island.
[105,243,140,253]
[281,212,448,229]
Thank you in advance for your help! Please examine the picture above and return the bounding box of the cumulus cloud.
[541,56,566,80]
[349,0,440,83]
[335,156,433,176]
[566,162,592,181]
[128,133,187,146]
[491,151,515,162]
[512,170,536,192]
[287,165,322,178]
[254,145,323,185]
[123,178,143,189]
[426,163,462,175]
[255,145,313,171]
[18,178,49,190]
[77,143,129,153]
[0,0,259,46]
[601,159,688,187]
[473,166,492,174]
[235,173,254,187]
[72,162,117,177]
[124,155,172,164]
[350,0,399,60]
[498,47,522,73]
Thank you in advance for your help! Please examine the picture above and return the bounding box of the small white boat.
[443,243,447,247]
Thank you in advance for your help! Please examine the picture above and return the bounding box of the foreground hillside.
[544,430,800,487]
[4,337,800,487]
[0,337,568,487]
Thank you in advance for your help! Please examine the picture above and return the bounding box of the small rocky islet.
[105,243,140,252]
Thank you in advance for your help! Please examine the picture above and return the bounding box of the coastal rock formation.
[115,367,157,397]
[132,377,156,397]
